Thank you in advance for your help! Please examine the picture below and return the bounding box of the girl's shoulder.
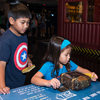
[43,61,54,66]
[40,61,54,71]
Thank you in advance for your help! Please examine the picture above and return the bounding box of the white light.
[10,0,20,5]
[27,4,29,6]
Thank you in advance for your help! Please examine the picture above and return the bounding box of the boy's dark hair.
[43,36,72,78]
[8,3,31,20]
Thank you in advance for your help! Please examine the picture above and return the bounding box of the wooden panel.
[96,25,100,45]
[92,25,95,45]
[63,22,100,49]
[72,23,75,41]
[58,0,100,50]
[75,23,78,42]
[81,24,84,43]
[88,24,92,44]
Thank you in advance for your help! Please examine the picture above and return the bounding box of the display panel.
[66,1,83,22]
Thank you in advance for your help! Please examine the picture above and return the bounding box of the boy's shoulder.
[0,29,14,44]
[0,29,11,38]
[3,28,11,33]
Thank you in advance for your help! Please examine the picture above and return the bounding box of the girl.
[31,36,98,89]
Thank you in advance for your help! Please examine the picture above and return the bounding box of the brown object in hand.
[22,64,35,73]
[60,71,91,91]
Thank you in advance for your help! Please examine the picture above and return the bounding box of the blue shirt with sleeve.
[0,29,28,89]
[39,60,78,80]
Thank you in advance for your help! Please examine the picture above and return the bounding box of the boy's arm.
[0,61,6,88]
[0,61,10,94]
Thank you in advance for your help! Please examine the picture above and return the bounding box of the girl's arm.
[75,66,98,81]
[31,71,60,89]
[0,61,10,94]
[75,66,92,74]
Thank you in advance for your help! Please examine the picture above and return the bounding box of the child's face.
[10,17,30,36]
[59,47,72,65]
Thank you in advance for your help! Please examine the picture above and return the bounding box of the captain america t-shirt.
[0,29,28,89]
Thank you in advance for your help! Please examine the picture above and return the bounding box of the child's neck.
[59,63,63,68]
[9,27,21,36]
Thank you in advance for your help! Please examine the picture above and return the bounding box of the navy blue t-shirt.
[0,29,28,89]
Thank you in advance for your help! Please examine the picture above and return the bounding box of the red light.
[44,4,45,6]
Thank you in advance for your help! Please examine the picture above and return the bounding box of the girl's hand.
[0,87,10,95]
[91,72,98,81]
[47,78,61,89]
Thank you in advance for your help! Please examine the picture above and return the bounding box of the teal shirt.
[39,60,78,80]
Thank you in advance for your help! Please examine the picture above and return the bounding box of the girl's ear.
[9,17,14,25]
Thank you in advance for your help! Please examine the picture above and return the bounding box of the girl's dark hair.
[8,3,32,20]
[42,36,72,78]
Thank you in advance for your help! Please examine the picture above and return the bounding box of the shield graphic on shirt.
[14,42,28,70]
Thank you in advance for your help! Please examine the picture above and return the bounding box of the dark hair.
[43,36,72,78]
[8,3,32,20]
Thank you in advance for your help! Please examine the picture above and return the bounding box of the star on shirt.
[21,52,27,61]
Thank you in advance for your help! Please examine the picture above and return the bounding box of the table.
[0,81,100,100]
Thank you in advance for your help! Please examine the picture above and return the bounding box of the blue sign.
[0,81,100,100]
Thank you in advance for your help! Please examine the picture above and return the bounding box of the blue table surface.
[0,81,100,100]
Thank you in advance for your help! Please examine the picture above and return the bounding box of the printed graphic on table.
[0,82,100,100]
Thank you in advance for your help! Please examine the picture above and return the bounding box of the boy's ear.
[9,17,14,25]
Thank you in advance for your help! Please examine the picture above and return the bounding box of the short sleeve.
[0,41,10,62]
[39,62,53,76]
[70,60,78,71]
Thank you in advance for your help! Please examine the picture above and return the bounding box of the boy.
[0,3,32,94]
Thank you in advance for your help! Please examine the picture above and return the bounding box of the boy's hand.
[0,87,10,95]
[47,78,61,89]
[27,56,33,67]
[28,62,33,67]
